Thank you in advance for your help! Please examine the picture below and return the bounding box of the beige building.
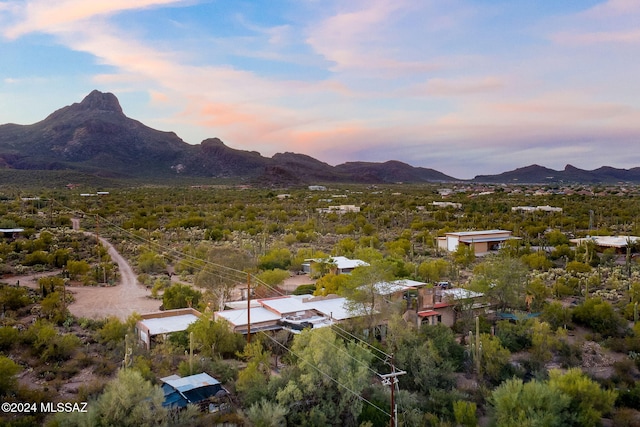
[416,287,485,327]
[437,229,516,255]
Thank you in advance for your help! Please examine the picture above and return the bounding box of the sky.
[1,0,640,179]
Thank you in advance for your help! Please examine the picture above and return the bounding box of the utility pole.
[380,355,406,427]
[247,272,251,344]
[189,331,194,375]
[95,215,101,284]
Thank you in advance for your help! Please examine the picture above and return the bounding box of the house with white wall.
[437,229,516,255]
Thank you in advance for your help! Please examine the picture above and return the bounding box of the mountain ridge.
[0,90,638,185]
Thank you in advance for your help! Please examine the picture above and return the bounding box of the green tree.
[453,400,478,427]
[546,230,569,246]
[0,355,21,396]
[66,259,91,280]
[236,341,272,405]
[343,261,398,339]
[137,250,167,274]
[572,297,626,337]
[56,369,168,427]
[187,317,243,358]
[246,399,288,427]
[162,283,202,310]
[389,319,459,400]
[495,319,532,352]
[98,316,128,349]
[0,326,19,351]
[548,368,617,427]
[275,328,373,426]
[0,285,30,311]
[453,244,475,267]
[530,320,560,367]
[23,250,49,266]
[490,378,570,427]
[525,277,551,312]
[541,301,572,330]
[313,271,350,296]
[333,238,357,257]
[194,246,254,311]
[417,258,450,282]
[257,269,290,287]
[49,248,71,268]
[258,247,291,270]
[566,260,591,274]
[471,256,528,311]
[521,252,552,271]
[478,333,510,384]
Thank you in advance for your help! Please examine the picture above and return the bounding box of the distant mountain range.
[1,90,639,185]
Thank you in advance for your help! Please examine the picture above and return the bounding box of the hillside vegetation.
[1,182,640,426]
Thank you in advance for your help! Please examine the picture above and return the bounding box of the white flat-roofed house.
[437,229,517,255]
[316,205,361,214]
[0,228,24,240]
[214,294,362,334]
[136,308,201,349]
[570,235,640,253]
[214,306,282,334]
[432,201,462,209]
[301,256,370,275]
[512,205,562,213]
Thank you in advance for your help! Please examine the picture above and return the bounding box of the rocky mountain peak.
[77,90,123,114]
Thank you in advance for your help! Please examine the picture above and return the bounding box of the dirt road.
[65,237,160,320]
[15,226,160,320]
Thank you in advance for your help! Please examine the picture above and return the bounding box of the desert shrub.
[137,250,167,274]
[573,298,627,337]
[77,379,106,402]
[23,250,49,266]
[0,326,19,351]
[98,316,127,349]
[163,283,202,310]
[292,284,316,295]
[94,359,118,377]
[0,285,31,310]
[0,356,21,396]
[495,320,532,352]
[41,334,81,363]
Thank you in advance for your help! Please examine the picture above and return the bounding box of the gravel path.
[65,236,160,320]
[15,221,160,321]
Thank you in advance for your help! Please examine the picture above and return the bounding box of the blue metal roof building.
[160,373,226,409]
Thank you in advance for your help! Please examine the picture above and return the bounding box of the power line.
[260,331,391,419]
[54,198,402,377]
[53,197,406,422]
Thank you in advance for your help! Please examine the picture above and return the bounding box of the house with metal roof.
[136,308,201,349]
[214,305,283,334]
[0,228,24,240]
[214,294,362,334]
[161,373,227,411]
[437,229,517,255]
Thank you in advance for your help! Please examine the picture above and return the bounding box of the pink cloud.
[580,0,640,19]
[417,76,504,96]
[552,29,640,45]
[305,0,445,76]
[3,0,184,39]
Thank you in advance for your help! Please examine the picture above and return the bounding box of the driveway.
[65,236,160,320]
[15,224,160,320]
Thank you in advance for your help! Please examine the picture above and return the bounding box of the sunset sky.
[1,0,639,179]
